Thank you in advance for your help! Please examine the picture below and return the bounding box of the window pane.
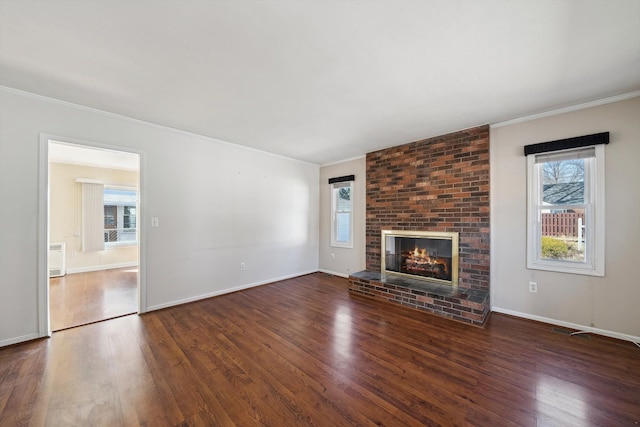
[539,208,586,262]
[123,205,136,229]
[537,155,587,262]
[104,206,116,227]
[337,187,351,210]
[104,205,117,242]
[541,158,585,205]
[335,212,351,242]
[104,188,137,244]
[527,145,603,276]
[331,181,353,247]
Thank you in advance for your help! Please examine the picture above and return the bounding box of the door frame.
[38,134,147,337]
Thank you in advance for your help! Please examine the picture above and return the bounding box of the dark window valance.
[328,175,355,184]
[524,132,609,156]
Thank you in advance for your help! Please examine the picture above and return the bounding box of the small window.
[104,205,118,242]
[331,181,353,248]
[527,145,604,275]
[103,188,138,246]
[123,206,136,229]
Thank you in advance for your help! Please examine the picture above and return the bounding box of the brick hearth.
[349,271,489,326]
[349,125,491,325]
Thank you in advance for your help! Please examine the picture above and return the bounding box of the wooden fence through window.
[541,212,585,237]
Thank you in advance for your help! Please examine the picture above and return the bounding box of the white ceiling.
[1,1,639,165]
[49,141,139,171]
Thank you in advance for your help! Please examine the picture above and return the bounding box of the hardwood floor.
[49,268,138,331]
[2,273,639,426]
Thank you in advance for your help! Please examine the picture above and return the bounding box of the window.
[331,181,353,248]
[123,206,136,229]
[103,188,138,246]
[104,205,118,242]
[527,145,604,275]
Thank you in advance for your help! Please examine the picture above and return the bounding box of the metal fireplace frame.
[381,229,459,288]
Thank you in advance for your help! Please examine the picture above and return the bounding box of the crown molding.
[320,155,366,167]
[491,90,640,128]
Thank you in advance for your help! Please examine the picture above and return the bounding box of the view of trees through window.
[528,143,603,276]
[539,156,587,262]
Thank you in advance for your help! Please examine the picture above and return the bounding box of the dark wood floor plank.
[1,272,639,426]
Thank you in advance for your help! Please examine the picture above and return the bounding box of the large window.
[331,181,353,248]
[527,145,604,275]
[103,188,138,246]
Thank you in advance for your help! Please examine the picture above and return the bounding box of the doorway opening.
[47,139,141,331]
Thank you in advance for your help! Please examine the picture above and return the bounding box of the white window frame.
[526,145,605,276]
[331,181,354,248]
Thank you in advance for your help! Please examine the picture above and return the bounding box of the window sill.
[331,242,354,249]
[527,261,604,277]
[105,242,138,249]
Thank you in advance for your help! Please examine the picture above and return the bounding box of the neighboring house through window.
[104,187,138,246]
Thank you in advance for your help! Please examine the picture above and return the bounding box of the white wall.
[318,157,366,277]
[490,95,640,339]
[50,163,139,273]
[0,88,319,346]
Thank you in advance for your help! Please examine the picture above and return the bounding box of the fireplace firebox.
[381,230,459,288]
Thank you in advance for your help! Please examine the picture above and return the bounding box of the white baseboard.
[318,269,349,278]
[491,306,640,344]
[66,262,139,275]
[0,332,45,348]
[146,270,318,312]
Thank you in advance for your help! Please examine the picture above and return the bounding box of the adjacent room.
[1,1,639,425]
[48,141,140,330]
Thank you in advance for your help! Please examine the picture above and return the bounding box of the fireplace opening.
[381,230,459,287]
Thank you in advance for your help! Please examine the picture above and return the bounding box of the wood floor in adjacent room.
[49,268,138,331]
[1,273,639,426]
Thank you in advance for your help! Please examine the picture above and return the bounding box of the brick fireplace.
[349,125,490,325]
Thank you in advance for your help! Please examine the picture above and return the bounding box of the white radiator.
[49,242,66,277]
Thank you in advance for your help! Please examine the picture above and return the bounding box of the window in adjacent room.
[527,144,604,276]
[331,180,353,248]
[103,187,138,246]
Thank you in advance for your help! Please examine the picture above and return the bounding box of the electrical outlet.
[151,217,159,227]
[240,262,246,271]
[529,281,537,293]
[331,253,335,260]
